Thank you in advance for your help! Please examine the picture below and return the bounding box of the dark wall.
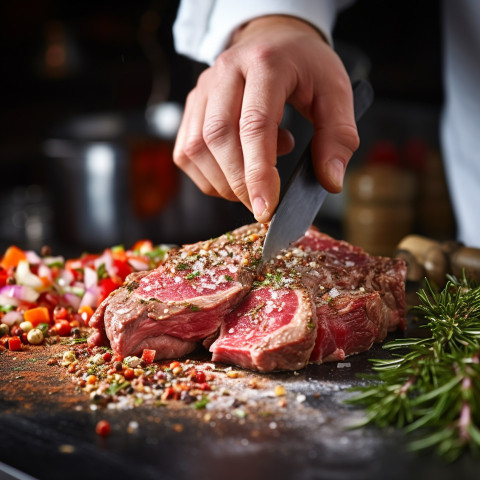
[0,0,443,253]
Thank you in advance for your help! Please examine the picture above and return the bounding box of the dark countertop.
[0,332,478,480]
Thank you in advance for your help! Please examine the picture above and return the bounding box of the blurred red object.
[129,139,179,218]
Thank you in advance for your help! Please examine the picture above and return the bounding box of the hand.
[173,15,359,223]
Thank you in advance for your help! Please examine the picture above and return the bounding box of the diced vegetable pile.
[0,241,172,350]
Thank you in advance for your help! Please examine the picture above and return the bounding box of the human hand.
[173,15,359,223]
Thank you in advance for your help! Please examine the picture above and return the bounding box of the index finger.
[239,64,290,222]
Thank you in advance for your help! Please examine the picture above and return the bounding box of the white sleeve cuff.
[173,0,353,66]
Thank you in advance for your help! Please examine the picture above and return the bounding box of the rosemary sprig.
[346,273,480,461]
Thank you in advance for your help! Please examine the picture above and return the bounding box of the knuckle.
[212,50,235,72]
[172,148,186,168]
[182,134,207,160]
[202,116,234,147]
[239,108,275,139]
[245,164,277,189]
[249,43,279,67]
[229,177,249,202]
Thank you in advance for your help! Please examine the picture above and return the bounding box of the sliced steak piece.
[310,287,390,363]
[88,224,266,360]
[210,284,317,372]
[292,227,407,331]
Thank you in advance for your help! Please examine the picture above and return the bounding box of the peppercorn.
[19,321,33,332]
[95,420,111,437]
[0,324,9,337]
[71,327,81,338]
[27,328,44,345]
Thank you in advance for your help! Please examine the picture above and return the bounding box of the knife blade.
[262,79,374,262]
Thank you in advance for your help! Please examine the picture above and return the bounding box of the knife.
[262,79,374,262]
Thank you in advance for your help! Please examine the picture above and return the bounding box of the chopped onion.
[43,255,65,267]
[62,292,81,310]
[94,251,114,277]
[0,294,20,307]
[63,284,85,297]
[84,266,98,289]
[15,260,43,290]
[0,284,39,303]
[25,250,42,265]
[80,287,99,309]
[37,264,52,282]
[2,310,23,326]
[56,268,74,287]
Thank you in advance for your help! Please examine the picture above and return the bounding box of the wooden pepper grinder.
[344,142,417,257]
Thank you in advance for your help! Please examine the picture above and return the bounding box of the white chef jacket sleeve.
[173,0,354,66]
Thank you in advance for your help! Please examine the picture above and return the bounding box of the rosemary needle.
[347,273,480,462]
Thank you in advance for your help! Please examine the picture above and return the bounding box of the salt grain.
[329,287,340,298]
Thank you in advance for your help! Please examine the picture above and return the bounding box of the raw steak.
[88,222,407,371]
[210,284,317,372]
[88,224,266,359]
[293,227,407,331]
[310,287,390,363]
[211,226,406,370]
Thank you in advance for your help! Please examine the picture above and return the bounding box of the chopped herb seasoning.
[186,271,201,280]
[126,280,139,292]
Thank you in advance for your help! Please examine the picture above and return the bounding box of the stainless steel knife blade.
[262,80,374,262]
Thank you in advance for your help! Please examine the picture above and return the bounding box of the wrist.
[231,14,329,46]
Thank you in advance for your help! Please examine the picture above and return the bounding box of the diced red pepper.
[197,382,211,391]
[8,336,22,351]
[98,278,122,304]
[141,349,156,364]
[161,386,178,400]
[102,352,112,363]
[113,259,133,281]
[80,253,100,267]
[123,368,135,380]
[192,370,206,384]
[0,268,8,287]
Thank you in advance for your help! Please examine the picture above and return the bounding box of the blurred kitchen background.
[0,0,453,257]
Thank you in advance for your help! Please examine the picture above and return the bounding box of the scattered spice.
[95,419,111,437]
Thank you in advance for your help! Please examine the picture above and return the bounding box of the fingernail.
[327,158,345,190]
[252,196,268,221]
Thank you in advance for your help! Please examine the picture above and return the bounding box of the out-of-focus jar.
[344,163,417,257]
